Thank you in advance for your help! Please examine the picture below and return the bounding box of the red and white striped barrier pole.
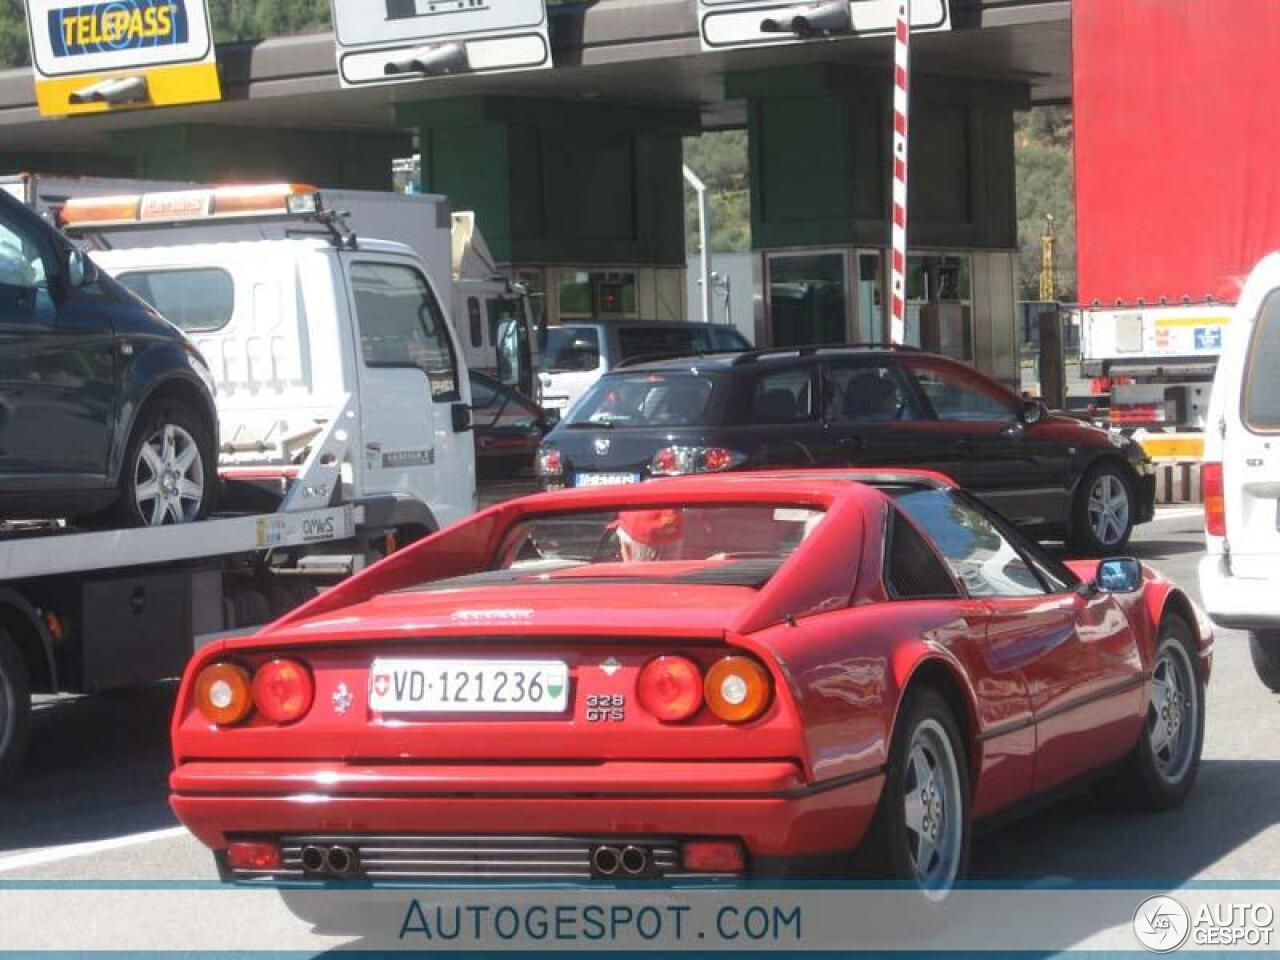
[889,0,911,345]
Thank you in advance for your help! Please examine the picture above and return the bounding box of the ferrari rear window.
[489,505,826,586]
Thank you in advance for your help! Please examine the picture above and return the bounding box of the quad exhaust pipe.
[591,844,652,878]
[300,843,360,877]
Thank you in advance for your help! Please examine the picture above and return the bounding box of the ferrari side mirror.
[1096,557,1142,593]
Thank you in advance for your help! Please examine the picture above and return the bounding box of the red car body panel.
[169,471,1211,877]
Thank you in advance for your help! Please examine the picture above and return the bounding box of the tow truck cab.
[62,184,477,535]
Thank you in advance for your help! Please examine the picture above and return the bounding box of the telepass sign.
[24,0,220,117]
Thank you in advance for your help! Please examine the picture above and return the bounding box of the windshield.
[544,326,601,373]
[567,373,719,427]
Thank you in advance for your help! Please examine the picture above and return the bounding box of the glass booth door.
[766,251,849,347]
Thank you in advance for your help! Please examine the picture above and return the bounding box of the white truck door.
[342,253,476,531]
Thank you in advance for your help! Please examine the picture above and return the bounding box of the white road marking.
[0,826,188,874]
[1153,507,1205,522]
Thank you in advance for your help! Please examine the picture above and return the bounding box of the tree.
[0,0,30,69]
[683,129,751,254]
[1015,107,1077,302]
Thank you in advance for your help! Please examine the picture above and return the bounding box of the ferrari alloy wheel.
[0,629,31,786]
[1147,638,1199,785]
[903,718,965,893]
[1071,464,1135,555]
[1097,615,1204,810]
[855,687,971,900]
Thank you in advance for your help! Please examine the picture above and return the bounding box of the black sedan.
[535,345,1157,554]
[470,370,556,481]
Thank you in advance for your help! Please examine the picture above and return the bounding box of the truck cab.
[65,187,476,536]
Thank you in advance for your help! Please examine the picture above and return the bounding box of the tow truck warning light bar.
[58,183,322,230]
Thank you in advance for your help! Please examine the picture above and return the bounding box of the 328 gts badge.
[585,693,625,722]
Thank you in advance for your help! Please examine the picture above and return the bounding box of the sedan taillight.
[650,446,744,477]
[1203,461,1226,537]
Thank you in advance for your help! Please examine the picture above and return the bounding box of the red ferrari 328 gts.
[170,471,1210,896]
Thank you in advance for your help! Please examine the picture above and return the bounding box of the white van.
[538,319,751,415]
[1200,252,1280,690]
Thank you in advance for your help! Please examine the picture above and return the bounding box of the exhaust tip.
[300,845,327,873]
[591,845,621,876]
[620,845,650,876]
[325,845,359,876]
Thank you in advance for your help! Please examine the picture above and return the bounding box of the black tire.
[1096,615,1204,811]
[0,629,31,787]
[854,687,971,899]
[108,399,217,528]
[1249,631,1280,693]
[1069,461,1136,556]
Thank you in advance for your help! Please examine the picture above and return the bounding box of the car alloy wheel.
[902,718,964,897]
[1147,639,1199,785]
[134,423,206,526]
[1087,472,1131,548]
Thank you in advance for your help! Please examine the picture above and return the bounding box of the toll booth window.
[353,262,460,402]
[1245,290,1280,431]
[905,255,973,362]
[558,270,637,318]
[117,268,234,332]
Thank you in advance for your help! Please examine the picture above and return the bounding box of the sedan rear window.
[1244,291,1280,432]
[567,374,717,427]
[484,505,826,587]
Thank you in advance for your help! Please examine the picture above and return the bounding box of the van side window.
[1245,290,1280,432]
[352,262,460,402]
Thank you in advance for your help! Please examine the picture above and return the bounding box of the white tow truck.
[0,182,478,783]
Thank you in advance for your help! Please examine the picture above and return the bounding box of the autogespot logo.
[1133,896,1191,953]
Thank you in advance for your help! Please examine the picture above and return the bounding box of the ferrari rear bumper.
[170,759,884,878]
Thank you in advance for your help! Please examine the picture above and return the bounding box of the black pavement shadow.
[0,684,178,853]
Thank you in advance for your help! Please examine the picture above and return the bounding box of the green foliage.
[683,129,751,254]
[1015,106,1076,302]
[0,0,30,68]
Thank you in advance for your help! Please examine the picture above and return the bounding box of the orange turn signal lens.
[195,662,254,726]
[704,656,772,723]
[252,658,314,725]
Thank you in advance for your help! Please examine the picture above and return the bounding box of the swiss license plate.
[368,659,570,714]
[573,472,641,487]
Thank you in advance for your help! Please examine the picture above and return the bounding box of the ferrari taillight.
[252,658,315,724]
[1203,462,1226,537]
[194,662,253,726]
[704,656,772,724]
[636,655,703,722]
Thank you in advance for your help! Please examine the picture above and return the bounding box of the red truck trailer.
[1074,0,1280,432]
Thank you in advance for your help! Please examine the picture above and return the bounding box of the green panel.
[106,125,406,190]
[410,98,689,266]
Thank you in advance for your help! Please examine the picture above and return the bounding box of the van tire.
[0,629,31,786]
[1250,631,1280,693]
[109,400,217,528]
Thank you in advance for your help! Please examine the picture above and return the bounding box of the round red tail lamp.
[194,662,253,726]
[637,655,703,722]
[252,658,315,724]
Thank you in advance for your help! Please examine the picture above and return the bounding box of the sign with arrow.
[331,0,552,88]
[697,0,949,51]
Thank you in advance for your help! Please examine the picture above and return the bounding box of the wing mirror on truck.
[451,402,473,434]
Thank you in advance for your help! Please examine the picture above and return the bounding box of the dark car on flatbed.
[536,345,1156,554]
